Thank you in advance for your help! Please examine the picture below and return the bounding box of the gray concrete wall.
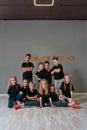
[0,20,87,93]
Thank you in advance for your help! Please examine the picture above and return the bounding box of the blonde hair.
[39,79,49,95]
[64,74,73,91]
[8,76,18,89]
[29,81,35,87]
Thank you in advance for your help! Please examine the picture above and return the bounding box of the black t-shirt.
[45,69,52,84]
[35,69,46,80]
[39,90,49,104]
[7,84,21,99]
[20,87,29,97]
[52,64,64,80]
[60,82,74,98]
[49,92,59,102]
[35,69,52,84]
[26,89,38,101]
[21,62,34,80]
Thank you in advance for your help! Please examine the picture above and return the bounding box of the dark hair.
[52,56,59,61]
[25,54,31,58]
[49,84,57,95]
[44,61,49,64]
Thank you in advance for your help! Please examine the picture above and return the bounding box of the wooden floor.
[0,94,87,130]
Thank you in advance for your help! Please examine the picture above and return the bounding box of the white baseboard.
[0,94,8,96]
[0,93,87,97]
[74,93,87,95]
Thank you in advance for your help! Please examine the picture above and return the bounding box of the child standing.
[44,61,52,85]
[34,63,45,82]
[7,76,22,108]
[51,57,64,95]
[21,54,34,83]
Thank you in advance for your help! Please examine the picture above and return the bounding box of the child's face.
[41,81,46,90]
[65,76,71,84]
[53,59,59,66]
[11,78,17,86]
[25,56,30,63]
[29,84,35,91]
[39,64,44,71]
[23,80,28,88]
[45,63,49,70]
[50,87,55,93]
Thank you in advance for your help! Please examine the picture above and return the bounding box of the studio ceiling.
[0,0,87,20]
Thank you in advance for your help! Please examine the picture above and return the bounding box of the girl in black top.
[7,76,21,108]
[39,79,51,108]
[19,79,29,102]
[59,74,75,104]
[49,84,68,107]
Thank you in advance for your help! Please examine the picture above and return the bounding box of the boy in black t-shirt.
[14,82,39,109]
[44,61,52,85]
[34,62,52,85]
[21,54,34,83]
[24,82,39,106]
[34,62,46,82]
[51,57,64,95]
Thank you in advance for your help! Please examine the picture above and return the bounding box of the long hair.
[8,76,18,89]
[39,79,49,95]
[64,74,73,91]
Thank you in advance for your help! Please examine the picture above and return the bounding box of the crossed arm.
[51,68,61,75]
[22,67,34,72]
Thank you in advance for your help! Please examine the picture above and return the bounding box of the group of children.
[7,54,79,109]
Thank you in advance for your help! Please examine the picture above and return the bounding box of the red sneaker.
[72,104,79,109]
[14,104,21,110]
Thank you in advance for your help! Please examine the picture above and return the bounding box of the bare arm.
[55,68,61,73]
[39,97,43,108]
[59,89,63,100]
[34,74,41,81]
[8,94,10,99]
[71,91,74,100]
[51,69,55,75]
[52,75,54,84]
[22,67,33,72]
[59,89,63,95]
[49,98,54,107]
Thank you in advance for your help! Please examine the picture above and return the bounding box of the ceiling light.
[34,0,55,7]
